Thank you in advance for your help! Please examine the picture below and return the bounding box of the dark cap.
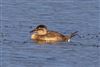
[36,25,47,29]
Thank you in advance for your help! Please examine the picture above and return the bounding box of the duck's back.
[37,31,66,42]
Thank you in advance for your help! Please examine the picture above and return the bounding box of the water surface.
[1,0,100,67]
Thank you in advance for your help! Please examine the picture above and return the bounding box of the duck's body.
[31,31,67,42]
[30,25,77,44]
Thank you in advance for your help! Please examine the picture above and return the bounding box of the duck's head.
[30,25,48,35]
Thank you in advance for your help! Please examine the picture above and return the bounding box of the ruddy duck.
[30,25,78,44]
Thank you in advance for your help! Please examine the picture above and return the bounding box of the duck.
[30,25,78,44]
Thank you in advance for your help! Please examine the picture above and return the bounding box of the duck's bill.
[30,29,36,33]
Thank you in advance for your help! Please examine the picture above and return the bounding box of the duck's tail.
[64,31,78,42]
[70,31,78,39]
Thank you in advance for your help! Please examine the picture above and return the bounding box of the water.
[1,0,100,67]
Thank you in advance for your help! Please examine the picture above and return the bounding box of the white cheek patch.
[31,34,36,39]
[68,39,71,42]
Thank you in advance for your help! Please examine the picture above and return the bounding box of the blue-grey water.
[1,0,100,67]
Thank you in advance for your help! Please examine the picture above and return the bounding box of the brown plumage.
[30,25,78,44]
